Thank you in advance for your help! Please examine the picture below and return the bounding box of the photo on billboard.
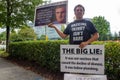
[34,1,67,26]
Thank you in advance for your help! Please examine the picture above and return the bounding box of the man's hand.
[79,42,88,48]
[48,23,55,28]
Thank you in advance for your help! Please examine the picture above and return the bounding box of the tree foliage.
[0,31,6,41]
[0,0,43,28]
[113,32,119,40]
[10,31,20,42]
[10,26,37,42]
[19,26,37,41]
[92,16,111,40]
[0,0,43,52]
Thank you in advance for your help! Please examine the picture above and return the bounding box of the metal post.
[43,0,51,41]
[45,25,48,41]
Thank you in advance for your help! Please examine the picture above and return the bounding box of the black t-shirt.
[63,19,98,44]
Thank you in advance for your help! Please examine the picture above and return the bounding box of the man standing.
[48,4,99,48]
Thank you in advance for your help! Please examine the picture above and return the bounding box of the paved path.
[0,57,48,80]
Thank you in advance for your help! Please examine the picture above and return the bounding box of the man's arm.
[79,32,99,48]
[48,23,68,38]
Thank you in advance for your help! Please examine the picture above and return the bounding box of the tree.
[113,32,119,40]
[10,30,21,42]
[0,0,43,52]
[0,31,6,42]
[39,35,46,40]
[119,31,120,40]
[92,16,111,40]
[61,24,65,32]
[10,26,37,41]
[18,26,37,41]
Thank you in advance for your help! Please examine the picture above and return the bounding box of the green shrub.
[9,40,68,72]
[92,41,120,80]
[9,40,120,80]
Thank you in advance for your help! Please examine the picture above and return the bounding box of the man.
[48,4,99,48]
[53,5,66,24]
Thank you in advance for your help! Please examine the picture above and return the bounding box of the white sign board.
[64,74,107,80]
[60,45,104,74]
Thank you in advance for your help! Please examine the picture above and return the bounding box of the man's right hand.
[48,23,55,28]
[48,23,68,39]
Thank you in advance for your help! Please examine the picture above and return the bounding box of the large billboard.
[34,1,67,26]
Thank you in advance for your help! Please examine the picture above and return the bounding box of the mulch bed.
[5,57,64,80]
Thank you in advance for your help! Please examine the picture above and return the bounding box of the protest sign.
[64,74,107,80]
[60,45,104,74]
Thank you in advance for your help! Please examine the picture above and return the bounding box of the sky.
[51,0,120,34]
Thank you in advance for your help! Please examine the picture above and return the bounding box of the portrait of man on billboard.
[52,5,66,24]
[34,1,67,26]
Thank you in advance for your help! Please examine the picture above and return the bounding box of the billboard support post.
[45,25,48,41]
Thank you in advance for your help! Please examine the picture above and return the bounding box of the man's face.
[74,6,84,19]
[55,7,66,23]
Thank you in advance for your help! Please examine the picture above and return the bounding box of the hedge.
[9,40,120,80]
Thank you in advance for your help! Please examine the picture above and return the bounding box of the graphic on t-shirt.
[71,23,86,42]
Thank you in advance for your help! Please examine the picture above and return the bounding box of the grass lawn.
[0,50,9,57]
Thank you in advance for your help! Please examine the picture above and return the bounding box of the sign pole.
[45,25,48,41]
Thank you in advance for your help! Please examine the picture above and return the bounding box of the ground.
[5,57,64,80]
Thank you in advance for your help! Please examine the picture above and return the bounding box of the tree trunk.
[6,26,10,52]
[6,0,10,52]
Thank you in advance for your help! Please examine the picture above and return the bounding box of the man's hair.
[74,4,85,12]
[55,5,66,11]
